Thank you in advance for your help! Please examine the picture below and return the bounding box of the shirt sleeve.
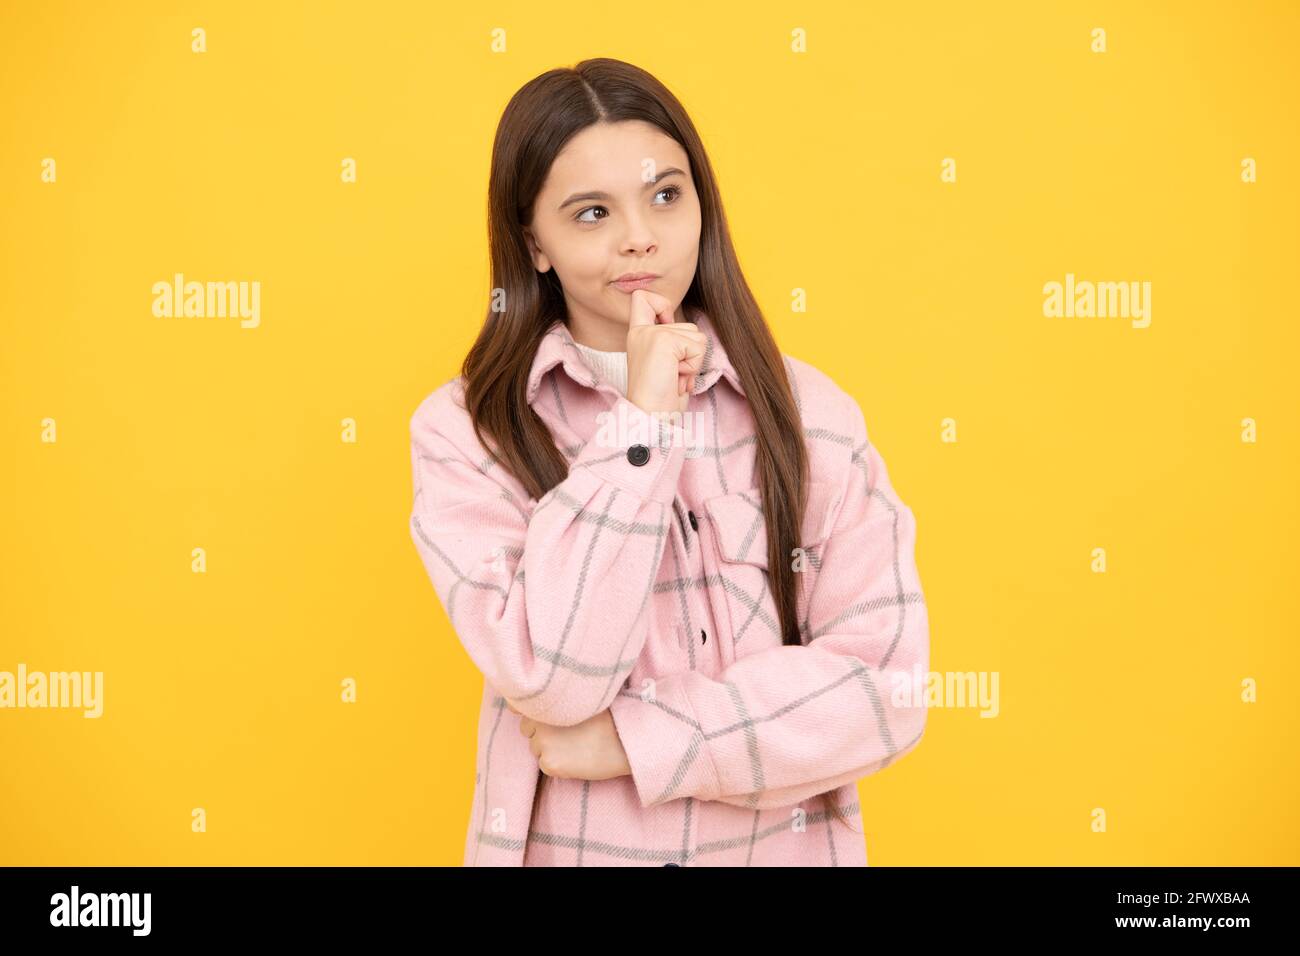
[409,390,689,728]
[608,397,929,810]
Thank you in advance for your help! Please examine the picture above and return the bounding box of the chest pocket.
[702,480,841,655]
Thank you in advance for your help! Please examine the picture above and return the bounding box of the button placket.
[677,500,706,673]
[683,514,725,693]
[676,494,706,866]
[672,498,692,551]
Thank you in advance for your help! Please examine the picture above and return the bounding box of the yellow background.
[1,0,1296,865]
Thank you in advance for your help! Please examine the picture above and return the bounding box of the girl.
[409,58,929,866]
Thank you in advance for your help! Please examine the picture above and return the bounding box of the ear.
[522,227,551,274]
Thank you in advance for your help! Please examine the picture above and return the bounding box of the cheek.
[670,212,701,263]
[558,240,610,284]
[674,231,700,283]
[679,199,702,240]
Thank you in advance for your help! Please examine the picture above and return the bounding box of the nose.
[619,209,657,257]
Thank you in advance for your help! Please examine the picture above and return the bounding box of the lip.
[610,272,660,292]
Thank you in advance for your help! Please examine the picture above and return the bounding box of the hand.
[625,289,707,417]
[505,700,632,782]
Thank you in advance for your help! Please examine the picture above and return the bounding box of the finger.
[668,335,707,371]
[627,290,656,329]
[658,325,704,342]
[627,289,674,328]
[639,289,674,322]
[658,325,701,339]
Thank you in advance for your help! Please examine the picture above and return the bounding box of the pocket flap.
[704,480,840,567]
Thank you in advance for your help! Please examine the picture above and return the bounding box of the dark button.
[663,862,680,867]
[687,510,698,531]
[627,444,650,466]
[700,629,707,644]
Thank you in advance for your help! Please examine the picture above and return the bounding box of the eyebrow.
[557,167,687,210]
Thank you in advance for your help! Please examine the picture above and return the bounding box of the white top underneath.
[572,341,629,397]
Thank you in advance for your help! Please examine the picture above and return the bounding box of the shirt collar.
[526,305,743,405]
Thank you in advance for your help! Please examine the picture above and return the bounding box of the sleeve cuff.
[571,396,690,505]
[608,678,721,808]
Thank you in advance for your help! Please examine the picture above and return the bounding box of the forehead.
[543,121,689,192]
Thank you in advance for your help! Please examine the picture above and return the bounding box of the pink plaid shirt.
[408,307,929,866]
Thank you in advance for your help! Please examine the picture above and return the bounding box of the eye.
[652,184,683,205]
[573,184,684,224]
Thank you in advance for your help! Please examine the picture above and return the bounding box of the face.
[522,120,702,343]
